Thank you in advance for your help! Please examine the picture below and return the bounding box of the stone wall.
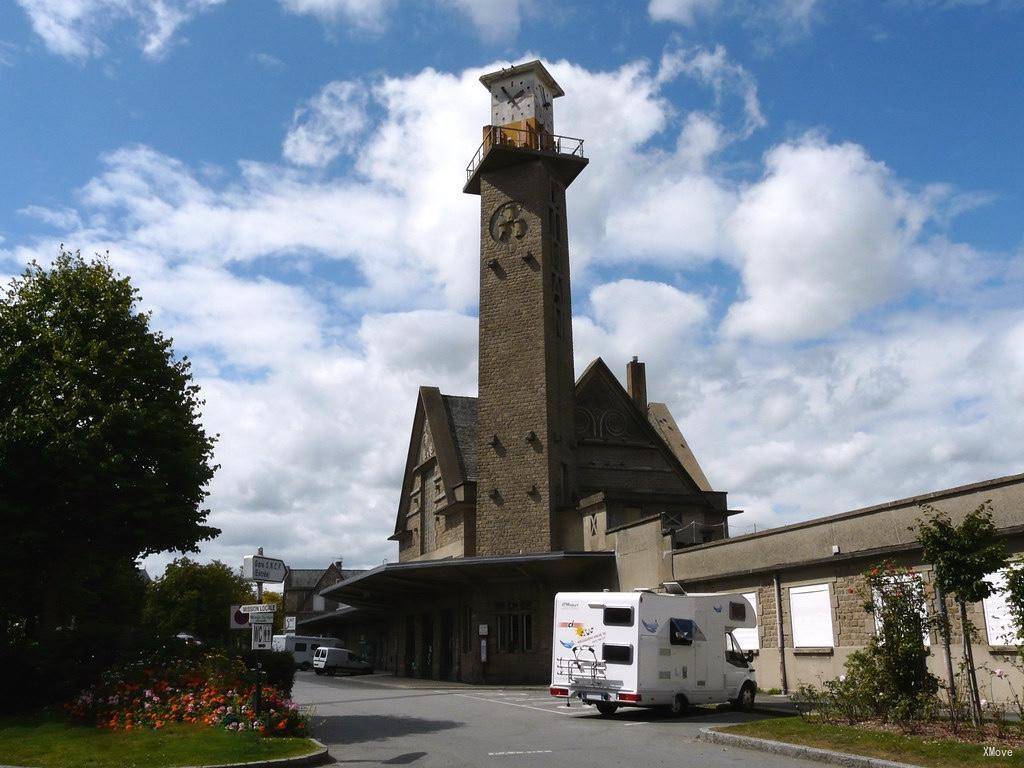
[474,161,577,556]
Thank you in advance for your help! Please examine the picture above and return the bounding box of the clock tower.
[465,61,588,556]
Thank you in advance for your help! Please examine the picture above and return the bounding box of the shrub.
[250,650,296,699]
[797,561,938,728]
[65,650,307,737]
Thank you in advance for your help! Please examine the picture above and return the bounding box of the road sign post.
[241,549,286,722]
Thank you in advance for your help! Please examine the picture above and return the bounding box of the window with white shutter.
[983,570,1021,646]
[789,583,834,648]
[733,592,759,651]
[871,574,930,646]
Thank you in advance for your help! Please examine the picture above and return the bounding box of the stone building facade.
[304,61,1024,698]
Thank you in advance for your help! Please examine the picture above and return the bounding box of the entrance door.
[420,613,434,678]
[440,610,454,680]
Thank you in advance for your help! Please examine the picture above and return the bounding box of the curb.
[183,739,332,768]
[1,738,331,768]
[697,727,923,768]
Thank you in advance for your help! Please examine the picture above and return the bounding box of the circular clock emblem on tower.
[489,201,528,244]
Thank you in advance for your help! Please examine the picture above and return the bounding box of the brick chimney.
[626,356,647,413]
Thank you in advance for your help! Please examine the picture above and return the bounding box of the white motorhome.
[549,590,757,716]
[272,634,339,670]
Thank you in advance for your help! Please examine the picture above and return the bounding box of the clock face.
[491,77,544,126]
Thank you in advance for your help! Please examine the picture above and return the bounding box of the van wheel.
[595,702,618,716]
[667,695,688,717]
[735,683,756,712]
[314,670,323,676]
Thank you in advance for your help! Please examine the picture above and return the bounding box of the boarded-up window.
[733,592,759,651]
[984,570,1022,646]
[790,583,833,648]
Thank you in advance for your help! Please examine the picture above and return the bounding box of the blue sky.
[1,0,1022,573]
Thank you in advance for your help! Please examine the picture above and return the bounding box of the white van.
[271,634,339,670]
[549,590,757,716]
[312,646,374,676]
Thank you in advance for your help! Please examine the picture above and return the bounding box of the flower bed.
[65,651,308,737]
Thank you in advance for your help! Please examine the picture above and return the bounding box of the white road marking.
[488,750,554,756]
[456,693,584,716]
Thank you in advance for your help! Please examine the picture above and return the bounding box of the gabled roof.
[648,402,712,491]
[392,387,477,537]
[443,395,477,481]
[575,357,710,495]
[284,568,326,590]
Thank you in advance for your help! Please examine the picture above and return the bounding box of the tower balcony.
[464,124,588,195]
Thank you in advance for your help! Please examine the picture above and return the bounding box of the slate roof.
[285,568,326,590]
[442,394,477,481]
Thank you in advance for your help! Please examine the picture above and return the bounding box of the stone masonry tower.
[465,61,588,555]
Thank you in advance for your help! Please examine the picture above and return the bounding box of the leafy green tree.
[0,248,219,651]
[144,558,255,645]
[915,501,1007,726]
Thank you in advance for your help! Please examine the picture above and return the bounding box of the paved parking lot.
[294,672,827,767]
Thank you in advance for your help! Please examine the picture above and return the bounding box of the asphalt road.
[293,672,827,767]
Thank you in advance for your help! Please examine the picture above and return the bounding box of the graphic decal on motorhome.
[640,618,659,633]
[713,604,723,613]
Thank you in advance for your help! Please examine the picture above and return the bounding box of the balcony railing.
[466,125,585,182]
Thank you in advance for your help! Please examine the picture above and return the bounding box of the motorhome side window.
[670,618,695,645]
[729,602,746,622]
[602,643,633,665]
[295,642,307,652]
[603,606,633,626]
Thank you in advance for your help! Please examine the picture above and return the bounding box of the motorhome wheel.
[667,695,688,717]
[595,702,618,716]
[735,683,755,712]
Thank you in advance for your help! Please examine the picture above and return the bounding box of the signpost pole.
[255,549,263,721]
[241,547,286,725]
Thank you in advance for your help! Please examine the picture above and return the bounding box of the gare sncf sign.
[242,554,286,583]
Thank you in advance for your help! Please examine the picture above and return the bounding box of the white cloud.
[649,0,721,27]
[441,0,529,38]
[649,0,821,43]
[7,55,1017,577]
[15,0,225,59]
[277,0,396,30]
[575,279,708,369]
[723,135,926,341]
[278,0,531,38]
[252,51,285,68]
[18,204,83,229]
[283,81,371,167]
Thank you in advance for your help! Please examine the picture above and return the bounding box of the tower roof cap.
[479,60,565,98]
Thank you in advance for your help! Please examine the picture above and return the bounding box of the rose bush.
[65,651,308,736]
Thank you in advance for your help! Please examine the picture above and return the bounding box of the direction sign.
[251,622,272,650]
[243,554,286,583]
[239,603,277,614]
[284,616,296,633]
[249,612,274,624]
[229,605,250,630]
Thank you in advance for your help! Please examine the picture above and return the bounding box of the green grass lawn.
[0,714,320,768]
[722,716,1023,768]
